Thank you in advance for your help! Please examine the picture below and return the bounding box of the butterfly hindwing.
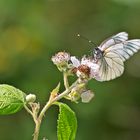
[96,52,124,81]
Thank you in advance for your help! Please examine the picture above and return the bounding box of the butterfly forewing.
[99,32,128,51]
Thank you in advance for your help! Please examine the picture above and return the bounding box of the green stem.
[39,80,78,120]
[24,105,33,116]
[52,80,78,102]
[24,104,41,140]
[63,72,69,90]
[33,119,41,140]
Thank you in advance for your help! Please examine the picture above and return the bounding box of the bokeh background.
[0,0,140,140]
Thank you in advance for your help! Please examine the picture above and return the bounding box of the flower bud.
[26,94,36,103]
[68,83,86,102]
[51,52,70,71]
[81,90,94,103]
[69,90,81,102]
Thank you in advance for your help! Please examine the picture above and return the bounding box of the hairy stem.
[33,119,41,140]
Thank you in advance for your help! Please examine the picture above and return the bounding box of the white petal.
[89,62,100,78]
[89,62,99,70]
[81,90,94,103]
[81,56,92,65]
[70,56,80,67]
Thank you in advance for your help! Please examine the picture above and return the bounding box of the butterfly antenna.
[77,34,97,47]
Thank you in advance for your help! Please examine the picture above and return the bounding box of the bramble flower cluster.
[51,51,100,103]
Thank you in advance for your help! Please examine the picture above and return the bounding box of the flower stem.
[63,72,69,90]
[33,119,41,140]
[24,105,33,116]
[52,80,78,102]
[39,80,78,120]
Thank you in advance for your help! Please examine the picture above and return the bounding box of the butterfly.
[93,32,140,81]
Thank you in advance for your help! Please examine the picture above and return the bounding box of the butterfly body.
[92,32,140,81]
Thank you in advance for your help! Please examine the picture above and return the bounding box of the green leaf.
[0,84,26,115]
[56,102,77,140]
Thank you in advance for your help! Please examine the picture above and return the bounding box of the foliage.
[56,102,77,140]
[0,84,25,115]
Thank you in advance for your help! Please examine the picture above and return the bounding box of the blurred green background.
[0,0,140,140]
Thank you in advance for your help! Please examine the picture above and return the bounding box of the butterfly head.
[93,47,103,60]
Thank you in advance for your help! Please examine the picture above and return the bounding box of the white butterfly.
[93,32,140,81]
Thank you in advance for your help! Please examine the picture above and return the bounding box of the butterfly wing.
[99,32,128,51]
[104,39,140,62]
[96,52,124,81]
[105,40,140,62]
[95,33,140,81]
